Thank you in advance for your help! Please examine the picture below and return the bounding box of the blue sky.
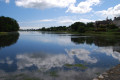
[0,0,120,29]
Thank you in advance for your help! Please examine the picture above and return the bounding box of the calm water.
[0,31,120,80]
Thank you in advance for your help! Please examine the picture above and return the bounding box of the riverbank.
[50,31,120,37]
[83,31,120,37]
[93,64,120,80]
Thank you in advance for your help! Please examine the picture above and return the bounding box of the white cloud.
[15,0,100,14]
[96,4,120,18]
[5,0,9,3]
[66,0,101,13]
[15,0,76,9]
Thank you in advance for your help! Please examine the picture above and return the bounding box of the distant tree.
[0,16,19,32]
[41,27,46,31]
[86,22,95,31]
[108,24,118,29]
[86,22,94,27]
[77,26,86,33]
[69,22,86,31]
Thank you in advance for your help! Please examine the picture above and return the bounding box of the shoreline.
[93,64,120,80]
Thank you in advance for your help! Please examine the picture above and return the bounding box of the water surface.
[0,31,120,80]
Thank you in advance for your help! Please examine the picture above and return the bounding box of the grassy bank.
[83,31,120,36]
[63,31,120,37]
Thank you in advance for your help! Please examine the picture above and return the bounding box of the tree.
[70,22,86,31]
[108,24,118,29]
[77,26,86,33]
[86,22,95,31]
[86,22,94,27]
[41,27,46,31]
[0,16,19,32]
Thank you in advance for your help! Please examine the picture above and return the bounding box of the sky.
[0,0,120,29]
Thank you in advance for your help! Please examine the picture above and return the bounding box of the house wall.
[113,20,120,28]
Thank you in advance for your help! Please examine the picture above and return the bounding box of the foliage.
[39,26,67,31]
[86,22,94,28]
[69,22,86,31]
[108,24,118,29]
[21,21,120,34]
[95,28,107,32]
[77,26,86,33]
[0,16,19,32]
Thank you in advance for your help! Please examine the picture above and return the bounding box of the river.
[0,31,120,80]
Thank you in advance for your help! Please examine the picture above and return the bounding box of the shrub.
[78,26,86,33]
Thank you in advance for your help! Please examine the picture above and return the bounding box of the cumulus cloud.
[66,0,101,13]
[15,0,76,9]
[5,0,10,3]
[15,0,100,14]
[96,4,120,18]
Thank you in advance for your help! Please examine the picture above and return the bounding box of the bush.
[0,16,19,32]
[95,28,106,32]
[77,26,86,33]
[108,24,118,29]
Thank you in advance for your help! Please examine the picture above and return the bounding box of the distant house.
[113,17,120,28]
[95,18,113,28]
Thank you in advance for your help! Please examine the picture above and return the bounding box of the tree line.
[37,21,119,33]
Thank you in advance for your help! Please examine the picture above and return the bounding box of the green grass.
[81,31,120,37]
[64,64,87,69]
[53,31,120,37]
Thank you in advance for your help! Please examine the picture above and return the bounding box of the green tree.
[86,22,95,31]
[108,24,118,29]
[86,22,94,27]
[70,22,86,31]
[0,16,19,32]
[77,26,86,33]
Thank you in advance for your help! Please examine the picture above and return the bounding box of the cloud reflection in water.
[16,48,97,71]
[95,47,120,61]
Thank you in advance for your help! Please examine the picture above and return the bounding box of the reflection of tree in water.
[71,36,120,47]
[0,32,19,48]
